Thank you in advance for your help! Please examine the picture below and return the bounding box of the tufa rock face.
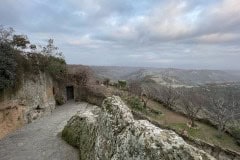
[62,96,215,160]
[0,72,56,139]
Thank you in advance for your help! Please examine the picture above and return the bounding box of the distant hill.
[89,66,240,86]
[67,64,92,74]
[90,66,142,80]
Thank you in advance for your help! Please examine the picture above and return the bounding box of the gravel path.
[0,101,93,160]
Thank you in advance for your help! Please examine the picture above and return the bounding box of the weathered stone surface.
[0,72,56,138]
[14,72,56,121]
[62,96,215,160]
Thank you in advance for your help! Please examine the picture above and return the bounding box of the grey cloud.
[0,0,240,69]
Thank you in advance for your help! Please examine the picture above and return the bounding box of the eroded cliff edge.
[62,96,215,160]
[0,72,56,139]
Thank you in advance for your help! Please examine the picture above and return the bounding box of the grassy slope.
[142,100,240,152]
[111,86,240,153]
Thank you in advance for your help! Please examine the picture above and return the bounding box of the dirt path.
[0,101,93,160]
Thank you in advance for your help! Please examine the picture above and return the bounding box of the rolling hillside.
[90,66,240,86]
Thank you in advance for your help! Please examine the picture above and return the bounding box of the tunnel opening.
[66,86,74,100]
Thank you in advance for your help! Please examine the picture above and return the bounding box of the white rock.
[62,96,216,160]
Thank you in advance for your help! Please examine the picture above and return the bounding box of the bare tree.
[208,90,240,136]
[68,65,95,87]
[141,83,157,108]
[128,80,142,98]
[158,84,179,108]
[180,89,204,127]
[0,25,14,43]
[41,39,64,59]
[74,68,91,86]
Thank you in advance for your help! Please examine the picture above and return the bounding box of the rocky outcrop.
[62,96,215,160]
[0,72,56,138]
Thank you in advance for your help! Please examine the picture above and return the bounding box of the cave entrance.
[66,86,74,100]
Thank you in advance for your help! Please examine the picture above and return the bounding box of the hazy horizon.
[1,0,240,70]
[71,64,240,71]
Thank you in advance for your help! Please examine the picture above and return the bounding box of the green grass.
[170,122,240,151]
[146,100,240,152]
[109,86,240,152]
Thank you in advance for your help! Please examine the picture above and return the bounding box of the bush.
[0,43,17,91]
[231,127,240,139]
[229,126,240,143]
[15,52,32,74]
[148,108,162,115]
[103,78,110,87]
[236,140,240,147]
[24,53,67,81]
[46,56,67,81]
[127,97,144,111]
[118,80,127,89]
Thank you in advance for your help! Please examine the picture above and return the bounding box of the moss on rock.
[62,96,215,160]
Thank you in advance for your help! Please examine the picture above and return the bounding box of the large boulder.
[62,96,215,160]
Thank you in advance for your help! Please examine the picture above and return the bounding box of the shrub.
[46,56,67,81]
[229,126,240,143]
[118,80,127,89]
[236,140,240,147]
[148,108,162,115]
[0,42,17,91]
[127,97,144,111]
[103,78,110,87]
[15,52,32,74]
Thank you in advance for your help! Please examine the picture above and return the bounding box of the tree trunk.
[217,126,224,138]
[189,116,196,128]
[143,101,147,108]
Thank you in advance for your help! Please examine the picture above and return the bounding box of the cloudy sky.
[1,0,240,69]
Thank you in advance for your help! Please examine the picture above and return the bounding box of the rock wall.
[0,72,56,139]
[62,96,215,160]
[74,85,108,106]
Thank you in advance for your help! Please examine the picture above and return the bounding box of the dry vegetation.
[106,82,240,153]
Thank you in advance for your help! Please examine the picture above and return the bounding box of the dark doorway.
[66,86,74,100]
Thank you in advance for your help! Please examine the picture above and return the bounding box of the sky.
[1,0,240,70]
